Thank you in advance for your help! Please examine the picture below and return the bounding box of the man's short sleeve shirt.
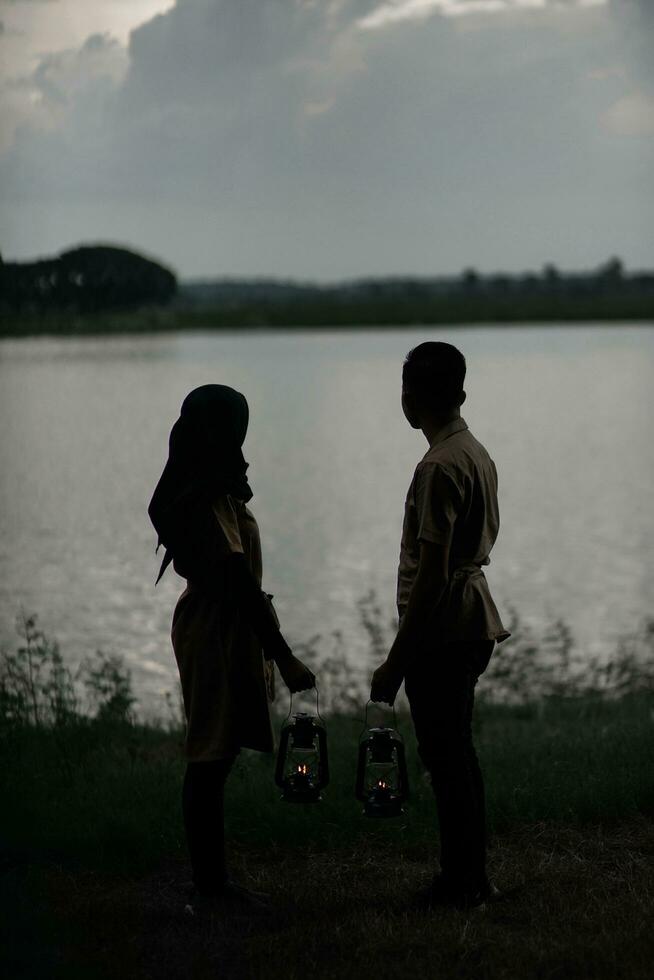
[397,417,509,644]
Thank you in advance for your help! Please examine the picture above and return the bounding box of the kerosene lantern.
[275,699,329,804]
[356,708,409,818]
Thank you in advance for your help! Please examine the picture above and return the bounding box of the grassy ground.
[1,695,653,979]
[1,616,653,977]
[3,821,653,980]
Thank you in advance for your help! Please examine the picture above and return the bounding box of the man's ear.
[459,390,467,407]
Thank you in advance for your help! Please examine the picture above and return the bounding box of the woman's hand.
[276,651,316,694]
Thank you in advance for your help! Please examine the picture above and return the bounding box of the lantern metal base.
[281,787,322,804]
[362,798,405,819]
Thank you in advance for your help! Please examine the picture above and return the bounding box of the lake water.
[1,325,652,709]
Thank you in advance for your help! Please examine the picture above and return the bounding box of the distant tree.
[520,274,540,293]
[488,274,511,294]
[0,244,177,314]
[542,263,566,296]
[596,257,624,287]
[461,268,480,293]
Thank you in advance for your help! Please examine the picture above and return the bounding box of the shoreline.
[2,309,654,339]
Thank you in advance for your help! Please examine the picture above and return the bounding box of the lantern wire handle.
[314,683,324,724]
[285,683,323,725]
[360,699,399,739]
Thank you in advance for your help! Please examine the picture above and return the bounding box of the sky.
[0,0,652,280]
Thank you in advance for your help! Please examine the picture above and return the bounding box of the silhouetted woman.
[149,385,315,910]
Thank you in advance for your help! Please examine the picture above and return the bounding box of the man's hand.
[370,660,403,705]
[276,651,316,694]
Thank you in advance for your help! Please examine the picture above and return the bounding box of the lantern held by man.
[355,726,409,818]
[275,711,329,803]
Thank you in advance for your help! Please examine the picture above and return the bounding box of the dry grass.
[3,820,653,979]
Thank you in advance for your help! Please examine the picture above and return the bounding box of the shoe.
[185,880,272,917]
[413,875,501,911]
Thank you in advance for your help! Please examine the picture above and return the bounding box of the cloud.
[357,0,608,30]
[603,91,654,136]
[0,31,126,150]
[0,0,651,276]
[0,1,351,196]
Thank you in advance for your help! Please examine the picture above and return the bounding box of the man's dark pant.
[404,640,494,897]
[182,757,235,896]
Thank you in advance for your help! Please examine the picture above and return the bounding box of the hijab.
[148,384,253,584]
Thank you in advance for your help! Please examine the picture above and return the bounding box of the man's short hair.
[402,342,466,412]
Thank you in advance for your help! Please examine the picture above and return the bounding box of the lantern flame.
[297,764,309,775]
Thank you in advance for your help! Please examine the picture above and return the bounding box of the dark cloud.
[0,0,652,276]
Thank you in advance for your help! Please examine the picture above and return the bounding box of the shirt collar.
[428,416,468,449]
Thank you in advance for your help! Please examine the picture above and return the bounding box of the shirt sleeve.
[211,495,244,554]
[414,462,462,546]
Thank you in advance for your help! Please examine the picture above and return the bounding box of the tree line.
[1,248,653,330]
[177,257,654,326]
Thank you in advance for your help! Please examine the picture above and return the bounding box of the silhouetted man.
[371,341,510,908]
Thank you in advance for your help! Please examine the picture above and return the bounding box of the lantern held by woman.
[275,711,329,803]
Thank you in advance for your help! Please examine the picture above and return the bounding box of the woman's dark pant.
[182,757,235,896]
[404,640,494,897]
